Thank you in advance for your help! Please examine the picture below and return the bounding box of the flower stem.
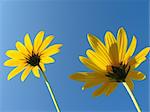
[38,65,61,112]
[122,82,141,112]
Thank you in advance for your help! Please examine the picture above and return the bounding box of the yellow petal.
[39,62,46,72]
[41,57,55,64]
[82,81,102,90]
[82,75,107,90]
[105,82,118,96]
[86,50,107,71]
[41,44,63,57]
[134,57,146,68]
[129,47,150,69]
[117,27,128,63]
[5,50,25,59]
[4,59,25,67]
[134,47,150,59]
[32,66,40,78]
[131,57,146,69]
[24,33,33,54]
[125,78,134,91]
[16,41,29,56]
[38,35,54,53]
[127,70,146,80]
[70,72,107,82]
[69,72,93,82]
[87,34,112,64]
[21,66,32,81]
[105,31,117,49]
[124,36,137,64]
[109,43,119,66]
[105,32,119,65]
[79,56,101,72]
[34,31,44,54]
[92,83,109,97]
[89,49,110,66]
[7,64,25,80]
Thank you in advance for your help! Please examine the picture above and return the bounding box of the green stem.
[38,65,61,112]
[122,82,141,112]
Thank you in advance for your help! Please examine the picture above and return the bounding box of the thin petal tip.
[119,27,125,31]
[59,44,63,48]
[87,33,92,37]
[56,44,63,49]
[16,41,20,44]
[142,75,146,80]
[87,33,94,41]
[69,75,74,80]
[48,35,55,39]
[7,76,11,81]
[38,31,45,34]
[79,56,85,61]
[92,93,97,97]
[105,93,110,96]
[3,61,7,66]
[21,78,25,82]
[5,51,9,56]
[36,76,40,78]
[34,75,40,79]
[82,87,85,90]
[69,73,80,80]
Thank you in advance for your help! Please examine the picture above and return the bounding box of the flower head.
[4,31,62,81]
[70,27,149,96]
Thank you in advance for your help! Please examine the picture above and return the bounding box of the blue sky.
[0,0,149,112]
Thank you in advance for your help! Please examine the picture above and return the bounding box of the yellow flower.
[4,31,62,81]
[70,27,149,97]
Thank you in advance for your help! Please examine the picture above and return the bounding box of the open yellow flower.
[4,31,62,81]
[4,31,62,112]
[70,27,149,112]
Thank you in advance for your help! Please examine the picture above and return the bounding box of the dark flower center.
[27,53,40,66]
[106,62,130,82]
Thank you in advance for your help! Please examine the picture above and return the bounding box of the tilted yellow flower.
[4,31,62,81]
[4,31,62,112]
[70,27,149,112]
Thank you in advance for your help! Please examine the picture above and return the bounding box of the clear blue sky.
[0,0,149,112]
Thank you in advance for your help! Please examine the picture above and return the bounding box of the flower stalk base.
[123,82,141,112]
[39,65,61,112]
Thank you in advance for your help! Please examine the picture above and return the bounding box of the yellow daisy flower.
[70,27,149,112]
[4,31,62,112]
[4,31,62,81]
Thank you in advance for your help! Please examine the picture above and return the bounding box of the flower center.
[106,62,130,82]
[27,53,40,66]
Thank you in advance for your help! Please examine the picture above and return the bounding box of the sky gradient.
[0,0,149,112]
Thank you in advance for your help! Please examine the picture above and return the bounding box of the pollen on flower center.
[27,53,40,66]
[106,62,130,82]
